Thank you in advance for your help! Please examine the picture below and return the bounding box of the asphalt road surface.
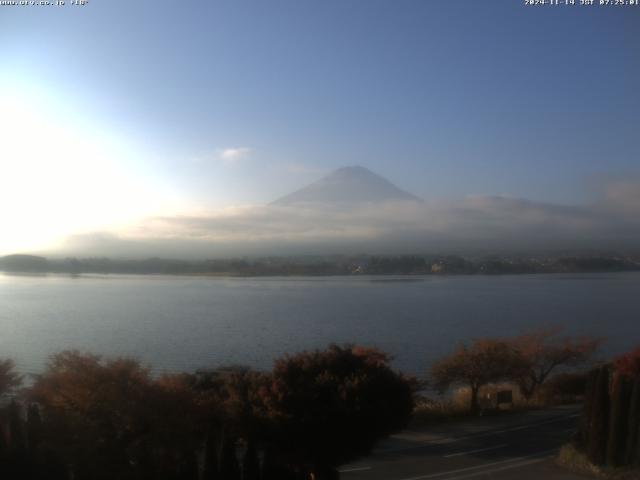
[339,405,588,480]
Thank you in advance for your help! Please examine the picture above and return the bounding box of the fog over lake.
[1,272,638,378]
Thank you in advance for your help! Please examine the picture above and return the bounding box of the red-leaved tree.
[509,328,600,400]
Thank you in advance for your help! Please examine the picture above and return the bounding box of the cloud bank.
[57,178,640,258]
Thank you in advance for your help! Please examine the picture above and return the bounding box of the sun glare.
[0,89,175,255]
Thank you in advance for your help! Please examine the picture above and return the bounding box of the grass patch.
[411,381,583,427]
[412,384,528,426]
[556,444,603,477]
[411,396,470,426]
[556,444,640,479]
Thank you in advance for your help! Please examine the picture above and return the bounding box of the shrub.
[614,348,640,380]
[539,372,588,404]
[264,345,415,478]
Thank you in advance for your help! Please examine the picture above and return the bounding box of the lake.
[1,272,638,378]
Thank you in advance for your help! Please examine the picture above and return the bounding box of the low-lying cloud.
[58,178,640,258]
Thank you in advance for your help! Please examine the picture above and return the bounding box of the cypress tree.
[606,372,632,466]
[635,419,640,466]
[631,379,640,466]
[8,401,25,453]
[218,435,240,480]
[26,404,41,456]
[243,440,260,480]
[202,427,222,480]
[26,404,43,480]
[176,450,199,480]
[260,448,292,480]
[7,401,27,480]
[581,368,598,449]
[624,379,640,466]
[0,416,7,480]
[587,365,610,465]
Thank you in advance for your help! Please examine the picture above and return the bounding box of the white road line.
[443,443,508,458]
[397,449,557,480]
[438,456,550,480]
[338,465,372,473]
[383,414,579,453]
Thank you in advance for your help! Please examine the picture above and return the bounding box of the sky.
[1,0,639,256]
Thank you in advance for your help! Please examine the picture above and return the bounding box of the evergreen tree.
[243,441,260,480]
[218,435,240,480]
[581,368,599,449]
[606,373,632,466]
[6,401,27,480]
[26,403,42,456]
[624,379,640,466]
[587,365,610,465]
[202,427,222,480]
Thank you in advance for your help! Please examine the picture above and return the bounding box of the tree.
[509,328,600,400]
[613,347,640,379]
[431,339,526,412]
[28,351,159,479]
[624,379,640,465]
[264,345,414,479]
[0,359,22,397]
[0,359,24,480]
[606,372,632,467]
[613,347,640,464]
[191,366,270,480]
[148,372,215,480]
[586,365,610,465]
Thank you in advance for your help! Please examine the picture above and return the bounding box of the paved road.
[339,405,588,480]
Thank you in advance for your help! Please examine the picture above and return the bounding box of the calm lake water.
[1,272,639,377]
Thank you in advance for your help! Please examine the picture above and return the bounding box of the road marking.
[338,465,372,473]
[443,443,508,458]
[383,414,579,453]
[397,449,556,480]
[439,455,550,480]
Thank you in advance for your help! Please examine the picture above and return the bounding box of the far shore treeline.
[1,253,639,276]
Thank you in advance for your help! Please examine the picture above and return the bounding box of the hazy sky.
[1,1,639,255]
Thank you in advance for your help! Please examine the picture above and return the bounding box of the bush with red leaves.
[613,347,640,379]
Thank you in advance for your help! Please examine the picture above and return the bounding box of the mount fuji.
[271,166,421,206]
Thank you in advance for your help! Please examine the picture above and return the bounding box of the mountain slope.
[271,166,421,206]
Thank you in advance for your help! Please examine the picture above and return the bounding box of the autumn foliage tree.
[613,347,640,379]
[27,352,152,478]
[28,351,212,480]
[613,347,640,465]
[0,359,22,397]
[509,328,600,400]
[264,345,415,480]
[190,366,271,480]
[0,360,26,479]
[431,339,526,412]
[579,347,640,467]
[1,345,413,480]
